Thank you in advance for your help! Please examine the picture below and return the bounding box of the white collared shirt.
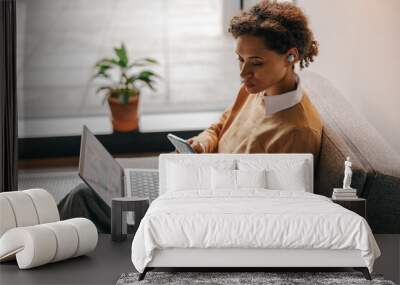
[262,74,303,116]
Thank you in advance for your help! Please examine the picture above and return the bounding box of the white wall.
[297,0,400,154]
[222,0,241,35]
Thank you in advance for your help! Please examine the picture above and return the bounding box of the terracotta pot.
[107,96,139,132]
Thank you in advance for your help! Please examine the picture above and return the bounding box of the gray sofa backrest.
[301,71,400,234]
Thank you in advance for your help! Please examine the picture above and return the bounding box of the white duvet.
[131,190,380,273]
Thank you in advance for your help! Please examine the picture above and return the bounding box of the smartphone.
[167,134,195,154]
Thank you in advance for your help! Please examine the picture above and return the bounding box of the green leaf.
[93,72,109,80]
[137,78,157,91]
[99,63,111,70]
[145,81,156,91]
[97,64,111,75]
[137,70,160,81]
[128,58,159,68]
[96,86,112,94]
[114,43,128,68]
[93,59,117,81]
[125,75,137,85]
[95,58,119,67]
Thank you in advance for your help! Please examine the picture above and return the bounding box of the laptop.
[78,125,159,208]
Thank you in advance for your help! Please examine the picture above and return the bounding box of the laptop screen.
[78,126,124,206]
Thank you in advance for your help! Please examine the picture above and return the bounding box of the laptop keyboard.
[126,169,159,203]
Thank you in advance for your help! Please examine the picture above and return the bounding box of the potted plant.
[93,43,160,132]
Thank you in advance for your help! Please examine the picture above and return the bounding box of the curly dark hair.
[229,0,318,69]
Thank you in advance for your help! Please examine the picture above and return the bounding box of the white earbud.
[288,54,295,63]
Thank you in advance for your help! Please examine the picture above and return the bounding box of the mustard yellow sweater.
[192,85,323,158]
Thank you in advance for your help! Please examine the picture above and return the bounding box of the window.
[17,0,242,138]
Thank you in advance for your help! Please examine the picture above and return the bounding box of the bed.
[131,154,380,280]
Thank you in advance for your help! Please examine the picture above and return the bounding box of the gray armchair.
[301,71,400,234]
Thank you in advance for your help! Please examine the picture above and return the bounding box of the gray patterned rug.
[116,271,395,285]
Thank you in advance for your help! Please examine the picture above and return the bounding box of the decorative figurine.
[343,156,353,189]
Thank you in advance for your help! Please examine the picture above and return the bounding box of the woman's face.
[235,34,291,94]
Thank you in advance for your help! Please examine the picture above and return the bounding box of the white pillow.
[238,160,309,192]
[211,168,236,190]
[167,162,210,191]
[166,160,236,192]
[266,161,308,191]
[236,169,267,189]
[211,169,267,190]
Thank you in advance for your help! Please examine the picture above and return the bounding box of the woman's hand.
[187,138,206,153]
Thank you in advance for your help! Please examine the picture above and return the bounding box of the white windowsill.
[18,112,222,138]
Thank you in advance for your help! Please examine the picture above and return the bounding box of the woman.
[188,0,322,158]
[58,0,323,233]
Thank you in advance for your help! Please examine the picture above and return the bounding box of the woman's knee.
[68,184,95,202]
